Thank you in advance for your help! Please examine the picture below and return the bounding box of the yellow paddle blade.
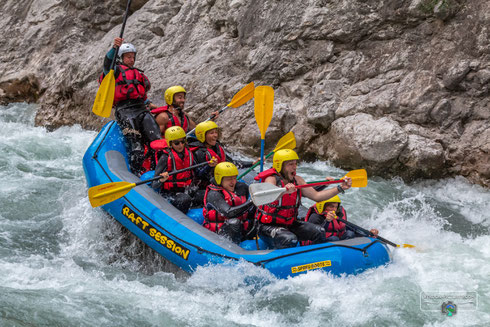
[254,86,274,139]
[401,244,416,248]
[344,169,368,188]
[227,82,255,108]
[88,181,136,207]
[273,131,296,153]
[92,70,115,118]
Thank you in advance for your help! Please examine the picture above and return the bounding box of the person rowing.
[254,149,352,249]
[99,37,162,175]
[303,196,379,244]
[190,121,254,189]
[152,126,217,212]
[203,162,256,244]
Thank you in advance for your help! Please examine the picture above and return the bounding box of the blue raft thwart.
[83,121,392,279]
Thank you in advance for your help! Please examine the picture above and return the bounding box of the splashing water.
[0,103,489,326]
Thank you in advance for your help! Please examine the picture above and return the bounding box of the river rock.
[316,113,408,171]
[398,134,445,179]
[0,0,488,187]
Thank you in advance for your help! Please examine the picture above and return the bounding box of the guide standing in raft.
[100,37,162,175]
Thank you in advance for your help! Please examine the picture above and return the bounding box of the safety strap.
[167,149,193,186]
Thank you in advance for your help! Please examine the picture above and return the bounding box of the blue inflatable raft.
[83,121,391,279]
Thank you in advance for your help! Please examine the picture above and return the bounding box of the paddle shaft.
[336,217,398,247]
[109,0,132,72]
[186,106,227,136]
[296,179,344,189]
[135,160,209,186]
[237,132,296,180]
[259,139,265,172]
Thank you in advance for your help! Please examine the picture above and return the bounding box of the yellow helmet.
[273,149,299,172]
[164,85,186,105]
[164,126,186,143]
[315,196,341,213]
[195,121,219,143]
[214,162,238,185]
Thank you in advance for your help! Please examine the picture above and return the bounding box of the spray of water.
[1,103,489,326]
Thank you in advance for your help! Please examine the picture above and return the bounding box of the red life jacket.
[161,147,194,191]
[140,145,154,174]
[98,65,150,105]
[151,106,190,133]
[304,205,347,238]
[254,168,301,226]
[204,144,226,163]
[141,140,169,174]
[203,184,248,232]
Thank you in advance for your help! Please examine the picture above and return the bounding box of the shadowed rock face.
[0,0,488,187]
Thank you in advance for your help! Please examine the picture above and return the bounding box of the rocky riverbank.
[0,0,488,186]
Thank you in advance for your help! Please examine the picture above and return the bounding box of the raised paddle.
[186,82,255,136]
[336,217,415,248]
[249,173,368,207]
[88,161,210,207]
[308,169,368,188]
[254,86,274,172]
[92,0,132,118]
[237,131,296,180]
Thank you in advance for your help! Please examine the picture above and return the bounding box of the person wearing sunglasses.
[152,126,217,213]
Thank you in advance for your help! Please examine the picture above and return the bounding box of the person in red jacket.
[190,121,254,189]
[142,86,222,172]
[203,162,255,244]
[151,126,217,213]
[151,86,196,135]
[100,37,162,175]
[151,86,221,137]
[254,149,352,249]
[304,196,379,243]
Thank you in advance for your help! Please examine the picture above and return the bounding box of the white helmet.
[118,43,137,58]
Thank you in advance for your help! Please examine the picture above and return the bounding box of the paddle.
[254,86,274,172]
[186,82,255,136]
[249,172,367,207]
[92,0,132,118]
[237,131,296,180]
[308,169,368,188]
[88,160,210,207]
[336,217,415,248]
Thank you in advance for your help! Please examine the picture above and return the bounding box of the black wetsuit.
[204,181,256,244]
[103,48,161,175]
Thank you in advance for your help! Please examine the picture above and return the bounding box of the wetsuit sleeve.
[235,182,250,198]
[206,190,254,219]
[193,148,207,164]
[103,48,116,75]
[233,159,254,169]
[193,149,211,178]
[151,153,169,190]
[307,212,325,226]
